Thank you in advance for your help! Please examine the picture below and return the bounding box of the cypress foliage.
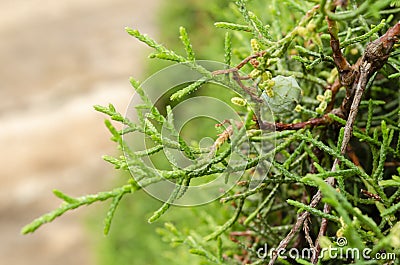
[23,1,400,264]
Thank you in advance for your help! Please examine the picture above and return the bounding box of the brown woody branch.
[327,12,354,87]
[260,115,331,131]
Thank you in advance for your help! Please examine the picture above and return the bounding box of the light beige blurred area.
[0,0,159,264]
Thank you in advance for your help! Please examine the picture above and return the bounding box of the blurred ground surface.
[0,0,158,264]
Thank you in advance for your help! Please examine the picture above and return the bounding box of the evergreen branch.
[372,121,392,181]
[244,184,279,225]
[272,161,303,182]
[102,155,127,170]
[388,72,400,79]
[247,11,272,42]
[328,112,400,157]
[325,0,391,20]
[380,175,400,188]
[283,0,310,14]
[304,169,358,180]
[381,200,400,216]
[235,0,272,44]
[170,78,207,101]
[160,223,224,264]
[294,133,370,179]
[186,234,224,264]
[126,27,185,62]
[148,178,184,223]
[272,4,319,57]
[149,52,185,62]
[215,22,251,32]
[179,27,195,61]
[220,184,268,203]
[132,145,164,157]
[21,184,135,234]
[23,2,400,264]
[188,248,223,264]
[204,197,245,241]
[286,199,340,222]
[341,19,387,47]
[103,191,125,235]
[224,32,232,67]
[303,175,384,238]
[53,189,79,204]
[283,141,306,169]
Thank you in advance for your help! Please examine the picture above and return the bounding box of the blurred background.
[0,0,158,264]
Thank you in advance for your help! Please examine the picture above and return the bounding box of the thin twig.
[327,10,354,87]
[361,189,383,202]
[261,115,331,131]
[232,71,263,103]
[347,145,361,167]
[303,216,314,249]
[212,51,267,76]
[311,202,330,263]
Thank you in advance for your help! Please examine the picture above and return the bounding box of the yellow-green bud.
[297,26,307,37]
[262,71,272,81]
[249,69,262,79]
[231,97,247,106]
[258,57,266,65]
[265,87,274,97]
[319,101,327,110]
[306,22,316,32]
[316,94,325,102]
[295,104,303,112]
[327,68,338,84]
[324,90,332,101]
[266,79,275,88]
[316,100,327,114]
[258,78,274,91]
[350,48,359,55]
[250,39,260,53]
[336,227,344,238]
